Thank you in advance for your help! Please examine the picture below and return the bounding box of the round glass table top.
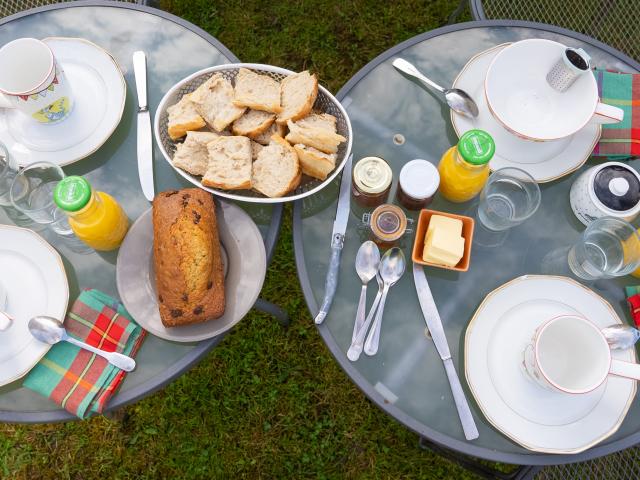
[0,3,275,421]
[294,23,640,463]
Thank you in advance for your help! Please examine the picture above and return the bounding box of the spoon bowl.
[602,324,640,350]
[355,241,380,283]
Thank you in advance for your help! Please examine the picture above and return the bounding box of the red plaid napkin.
[625,286,640,328]
[23,289,145,418]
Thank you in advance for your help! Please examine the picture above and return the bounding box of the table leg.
[254,298,290,327]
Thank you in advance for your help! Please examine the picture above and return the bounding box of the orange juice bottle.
[438,129,495,203]
[53,176,129,251]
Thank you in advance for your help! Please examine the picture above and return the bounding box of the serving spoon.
[392,58,479,118]
[28,315,136,372]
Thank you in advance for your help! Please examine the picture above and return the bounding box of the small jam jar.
[369,204,408,248]
[396,159,440,210]
[352,156,393,208]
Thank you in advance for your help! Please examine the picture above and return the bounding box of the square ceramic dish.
[411,209,474,272]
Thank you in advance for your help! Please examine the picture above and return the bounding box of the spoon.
[352,241,381,343]
[363,247,406,357]
[602,324,640,350]
[347,272,383,362]
[28,316,136,372]
[392,58,479,118]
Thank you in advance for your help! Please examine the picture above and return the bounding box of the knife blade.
[314,153,353,325]
[133,51,154,201]
[412,263,479,441]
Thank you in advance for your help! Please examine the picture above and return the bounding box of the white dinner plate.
[0,37,126,166]
[0,225,68,386]
[116,201,266,342]
[465,275,636,454]
[451,44,601,183]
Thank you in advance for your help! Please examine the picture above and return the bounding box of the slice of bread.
[167,94,206,141]
[285,118,346,154]
[202,136,252,190]
[250,121,287,145]
[232,109,275,136]
[252,135,301,197]
[296,112,337,131]
[233,68,282,113]
[293,144,336,180]
[277,71,318,125]
[190,74,246,132]
[250,140,264,160]
[172,131,220,176]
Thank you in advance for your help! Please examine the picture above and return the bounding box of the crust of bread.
[251,135,301,197]
[293,143,336,180]
[232,68,283,113]
[276,71,318,125]
[167,94,207,141]
[285,119,346,154]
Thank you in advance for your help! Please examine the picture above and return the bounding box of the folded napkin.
[23,289,145,419]
[592,69,640,158]
[625,286,640,328]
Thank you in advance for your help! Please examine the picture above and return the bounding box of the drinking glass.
[0,142,32,226]
[568,217,640,280]
[478,167,541,231]
[9,161,72,235]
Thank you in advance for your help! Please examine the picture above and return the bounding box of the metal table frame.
[293,19,640,467]
[0,0,286,423]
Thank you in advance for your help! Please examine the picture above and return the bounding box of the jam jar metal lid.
[592,164,640,212]
[370,204,407,242]
[399,159,440,200]
[353,156,393,194]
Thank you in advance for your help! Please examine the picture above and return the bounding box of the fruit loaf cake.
[153,188,225,327]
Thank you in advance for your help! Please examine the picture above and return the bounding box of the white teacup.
[0,38,73,124]
[485,39,623,142]
[523,315,640,394]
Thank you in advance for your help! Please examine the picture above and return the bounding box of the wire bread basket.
[154,63,353,204]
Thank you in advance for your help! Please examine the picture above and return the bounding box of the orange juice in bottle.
[53,176,129,251]
[438,129,495,203]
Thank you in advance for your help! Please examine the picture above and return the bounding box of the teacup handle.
[591,102,624,125]
[610,359,640,380]
[0,93,13,109]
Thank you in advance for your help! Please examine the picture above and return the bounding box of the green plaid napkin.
[23,289,145,419]
[593,69,640,158]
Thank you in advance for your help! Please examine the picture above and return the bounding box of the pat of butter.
[423,222,465,267]
[427,215,463,237]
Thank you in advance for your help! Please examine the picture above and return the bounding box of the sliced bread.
[202,136,252,190]
[250,121,287,145]
[277,71,318,125]
[296,112,337,131]
[232,109,275,136]
[233,68,282,113]
[293,144,336,181]
[167,94,206,141]
[250,140,264,160]
[285,118,346,154]
[172,131,220,176]
[190,74,246,132]
[252,135,301,197]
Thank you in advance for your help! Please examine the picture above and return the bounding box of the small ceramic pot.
[569,162,640,226]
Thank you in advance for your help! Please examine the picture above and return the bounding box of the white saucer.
[465,275,636,454]
[0,37,126,166]
[0,225,68,386]
[116,201,266,342]
[451,44,601,183]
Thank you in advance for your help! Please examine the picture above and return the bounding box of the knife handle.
[443,357,479,440]
[314,234,344,325]
[132,51,147,109]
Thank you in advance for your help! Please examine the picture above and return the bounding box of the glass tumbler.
[0,142,31,226]
[568,217,640,280]
[9,161,72,235]
[478,167,541,231]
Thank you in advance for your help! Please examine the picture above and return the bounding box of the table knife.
[314,154,354,325]
[133,51,154,201]
[412,263,479,441]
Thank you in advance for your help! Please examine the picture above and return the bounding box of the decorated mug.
[0,38,73,124]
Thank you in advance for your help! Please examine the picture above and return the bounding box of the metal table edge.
[0,0,284,423]
[293,19,640,465]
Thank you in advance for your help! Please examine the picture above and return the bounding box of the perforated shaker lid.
[592,164,640,213]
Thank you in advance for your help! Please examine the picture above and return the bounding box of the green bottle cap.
[457,129,495,165]
[53,176,92,212]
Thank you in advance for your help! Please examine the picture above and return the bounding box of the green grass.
[0,1,493,478]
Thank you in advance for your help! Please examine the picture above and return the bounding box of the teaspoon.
[352,241,380,343]
[392,58,479,118]
[28,315,136,372]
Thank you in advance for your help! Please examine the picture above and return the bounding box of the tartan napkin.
[625,286,640,328]
[23,289,145,419]
[592,69,640,158]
